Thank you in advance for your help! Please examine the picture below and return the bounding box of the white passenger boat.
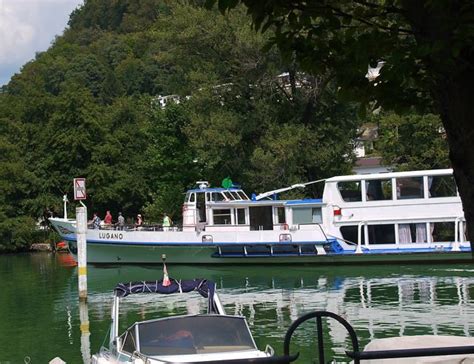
[91,277,293,364]
[49,169,472,264]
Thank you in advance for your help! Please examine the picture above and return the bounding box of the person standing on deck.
[117,212,125,230]
[136,214,143,230]
[104,210,113,226]
[92,213,101,229]
[163,213,172,231]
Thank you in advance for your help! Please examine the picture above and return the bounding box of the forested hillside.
[0,0,448,251]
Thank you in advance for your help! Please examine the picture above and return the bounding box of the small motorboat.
[91,275,292,363]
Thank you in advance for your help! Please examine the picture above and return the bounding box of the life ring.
[281,223,289,231]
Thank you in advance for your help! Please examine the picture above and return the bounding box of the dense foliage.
[0,0,363,251]
[377,113,449,171]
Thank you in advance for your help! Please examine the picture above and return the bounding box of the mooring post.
[79,300,91,364]
[76,205,88,301]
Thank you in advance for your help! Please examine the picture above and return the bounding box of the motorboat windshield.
[123,315,257,357]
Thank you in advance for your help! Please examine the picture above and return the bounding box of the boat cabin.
[182,181,324,232]
[322,168,465,247]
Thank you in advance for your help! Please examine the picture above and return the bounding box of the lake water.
[1,253,474,363]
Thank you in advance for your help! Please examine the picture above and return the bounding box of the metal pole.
[355,222,363,254]
[63,195,68,220]
[76,205,88,301]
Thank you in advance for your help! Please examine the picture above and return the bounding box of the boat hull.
[63,239,473,265]
[51,218,473,264]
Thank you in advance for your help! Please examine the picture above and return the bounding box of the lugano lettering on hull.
[99,232,124,240]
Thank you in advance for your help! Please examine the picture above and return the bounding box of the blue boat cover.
[114,279,218,313]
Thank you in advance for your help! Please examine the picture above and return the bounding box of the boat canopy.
[114,278,220,313]
[114,278,215,298]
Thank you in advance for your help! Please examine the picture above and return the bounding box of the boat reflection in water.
[82,265,474,361]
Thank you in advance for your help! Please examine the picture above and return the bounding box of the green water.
[1,253,474,363]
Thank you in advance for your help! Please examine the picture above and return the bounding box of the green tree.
[0,118,39,251]
[115,56,146,95]
[377,113,449,171]
[87,97,152,217]
[142,104,201,222]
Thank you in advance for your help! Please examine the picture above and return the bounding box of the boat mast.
[63,194,68,219]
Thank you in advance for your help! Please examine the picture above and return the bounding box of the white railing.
[355,221,366,254]
[453,216,466,251]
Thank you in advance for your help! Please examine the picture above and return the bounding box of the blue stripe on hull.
[62,236,333,247]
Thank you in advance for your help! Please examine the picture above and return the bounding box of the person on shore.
[117,212,125,230]
[163,213,172,231]
[92,213,101,229]
[104,210,113,225]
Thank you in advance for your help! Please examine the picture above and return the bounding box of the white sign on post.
[74,178,87,200]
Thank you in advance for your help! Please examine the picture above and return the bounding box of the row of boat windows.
[340,222,459,244]
[185,191,250,203]
[209,206,323,226]
[337,175,457,202]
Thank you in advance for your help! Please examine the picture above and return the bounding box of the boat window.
[213,209,232,224]
[429,175,457,198]
[211,192,225,202]
[238,191,249,200]
[340,226,364,244]
[312,208,323,224]
[396,177,423,199]
[230,191,241,200]
[431,222,455,242]
[121,327,137,354]
[368,224,395,244]
[366,179,392,201]
[185,193,190,202]
[292,207,322,224]
[249,206,273,230]
[235,208,246,224]
[337,181,362,202]
[223,191,234,200]
[197,193,206,223]
[189,193,196,203]
[138,316,256,356]
[342,225,405,245]
[398,223,428,243]
[276,207,286,224]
